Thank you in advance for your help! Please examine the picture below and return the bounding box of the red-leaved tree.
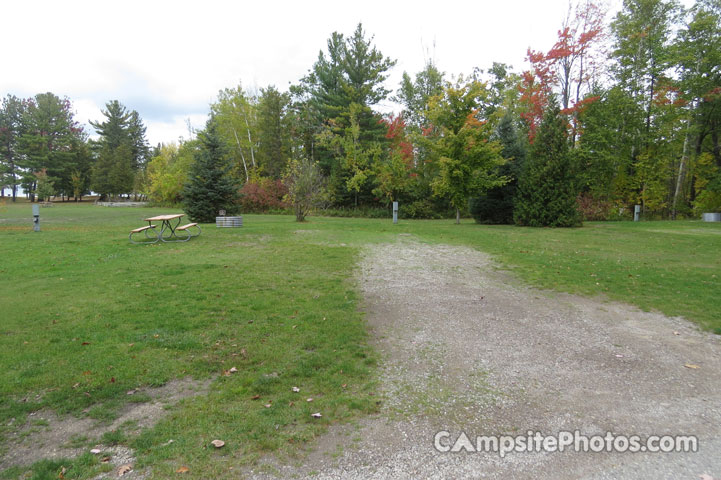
[520,0,606,143]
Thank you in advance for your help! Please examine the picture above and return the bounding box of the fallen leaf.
[153,334,159,338]
[90,448,101,454]
[292,386,300,393]
[685,364,700,369]
[306,398,313,402]
[58,466,66,479]
[264,403,272,408]
[128,343,134,347]
[251,394,261,400]
[240,348,247,357]
[176,466,190,474]
[211,439,225,448]
[117,464,133,476]
[229,367,238,373]
[110,377,115,383]
[311,412,322,418]
[81,342,90,346]
[341,384,347,389]
[127,389,137,395]
[222,370,231,376]
[101,456,111,463]
[615,354,624,358]
[288,401,294,407]
[673,331,680,336]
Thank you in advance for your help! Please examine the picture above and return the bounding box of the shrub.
[576,193,612,221]
[239,178,288,213]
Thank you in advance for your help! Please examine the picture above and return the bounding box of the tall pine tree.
[182,120,239,222]
[90,100,149,198]
[514,100,581,227]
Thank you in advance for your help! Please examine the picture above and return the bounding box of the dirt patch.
[1,377,212,472]
[248,240,721,479]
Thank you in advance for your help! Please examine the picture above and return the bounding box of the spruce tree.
[182,120,239,223]
[513,101,581,227]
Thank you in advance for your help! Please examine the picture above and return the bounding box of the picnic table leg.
[145,226,160,243]
[159,220,170,242]
[159,217,183,242]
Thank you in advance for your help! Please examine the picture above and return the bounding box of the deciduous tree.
[423,78,506,224]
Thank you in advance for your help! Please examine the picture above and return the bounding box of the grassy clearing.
[0,203,383,478]
[399,219,721,333]
[1,201,719,478]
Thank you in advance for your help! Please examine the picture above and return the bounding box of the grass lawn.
[1,200,719,478]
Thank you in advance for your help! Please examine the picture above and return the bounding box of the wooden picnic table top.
[144,213,184,222]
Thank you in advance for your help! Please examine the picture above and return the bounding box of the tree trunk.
[243,113,256,169]
[672,120,691,220]
[456,208,460,224]
[233,128,249,182]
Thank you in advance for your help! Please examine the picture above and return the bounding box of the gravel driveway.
[251,240,721,479]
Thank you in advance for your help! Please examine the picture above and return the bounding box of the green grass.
[1,200,719,478]
[399,220,721,332]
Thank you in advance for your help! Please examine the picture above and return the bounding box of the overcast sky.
[3,0,629,146]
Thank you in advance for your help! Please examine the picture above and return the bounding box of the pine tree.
[182,120,239,223]
[90,100,150,198]
[513,101,581,227]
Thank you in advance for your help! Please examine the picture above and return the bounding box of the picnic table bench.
[129,214,201,244]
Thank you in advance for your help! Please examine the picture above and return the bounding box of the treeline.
[4,0,720,224]
[155,0,721,223]
[0,94,150,202]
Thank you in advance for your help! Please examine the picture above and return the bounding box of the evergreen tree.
[295,23,396,206]
[182,120,240,222]
[470,113,527,224]
[514,101,581,227]
[90,100,150,197]
[0,95,26,201]
[19,93,84,200]
[257,86,291,179]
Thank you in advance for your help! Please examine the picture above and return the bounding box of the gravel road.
[249,240,721,480]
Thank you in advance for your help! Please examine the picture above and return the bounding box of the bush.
[239,178,288,213]
[576,193,612,221]
[403,199,448,219]
[320,206,391,219]
[470,188,515,224]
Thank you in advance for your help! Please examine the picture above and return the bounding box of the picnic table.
[129,213,201,244]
